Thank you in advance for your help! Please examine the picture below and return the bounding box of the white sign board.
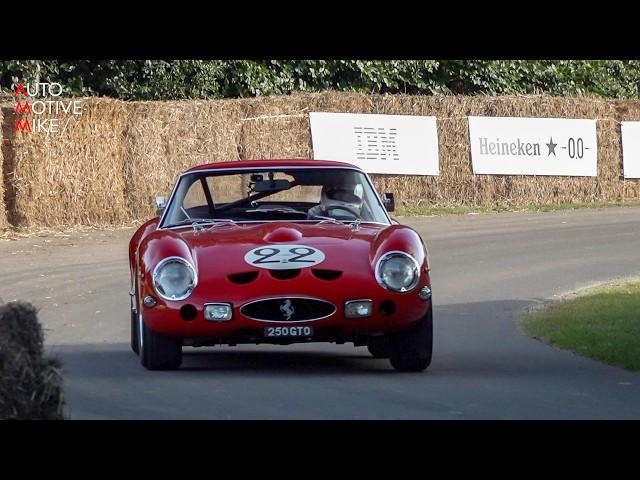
[621,122,640,179]
[468,116,598,176]
[309,112,439,175]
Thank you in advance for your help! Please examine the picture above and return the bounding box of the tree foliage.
[2,60,639,100]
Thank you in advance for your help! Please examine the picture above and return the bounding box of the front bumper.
[137,259,432,344]
[141,290,431,342]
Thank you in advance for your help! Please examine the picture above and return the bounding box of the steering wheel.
[325,205,361,219]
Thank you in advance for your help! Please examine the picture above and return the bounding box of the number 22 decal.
[244,244,326,270]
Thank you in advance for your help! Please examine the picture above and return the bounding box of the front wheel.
[138,311,182,370]
[367,336,390,358]
[388,306,433,372]
[131,307,139,355]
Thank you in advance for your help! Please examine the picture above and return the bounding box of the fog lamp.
[345,300,373,318]
[204,303,233,321]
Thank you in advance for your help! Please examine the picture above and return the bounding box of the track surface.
[2,208,640,419]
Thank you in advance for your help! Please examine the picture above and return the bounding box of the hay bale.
[4,92,640,227]
[0,104,11,229]
[239,92,375,160]
[0,302,64,420]
[6,98,130,228]
[123,99,246,220]
[368,93,638,209]
[238,92,376,204]
[609,99,640,201]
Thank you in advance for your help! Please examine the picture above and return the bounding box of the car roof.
[185,159,363,173]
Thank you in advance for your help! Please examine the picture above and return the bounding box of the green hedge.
[2,60,640,100]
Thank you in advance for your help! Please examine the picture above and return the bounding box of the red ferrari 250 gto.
[129,160,433,371]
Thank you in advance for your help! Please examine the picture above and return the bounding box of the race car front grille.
[240,297,336,322]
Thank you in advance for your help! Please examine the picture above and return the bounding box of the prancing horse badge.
[280,299,294,320]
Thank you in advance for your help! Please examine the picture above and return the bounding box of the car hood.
[179,222,386,278]
[139,220,426,285]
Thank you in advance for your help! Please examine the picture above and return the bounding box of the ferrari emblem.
[280,299,294,320]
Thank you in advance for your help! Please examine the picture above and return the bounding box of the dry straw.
[2,92,640,230]
[228,92,375,203]
[5,98,130,228]
[0,105,9,230]
[123,99,246,220]
[369,94,639,209]
[235,92,640,209]
[238,91,375,160]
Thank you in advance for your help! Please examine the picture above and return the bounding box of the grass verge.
[521,279,640,370]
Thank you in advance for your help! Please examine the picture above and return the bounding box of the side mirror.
[155,196,167,216]
[382,192,395,212]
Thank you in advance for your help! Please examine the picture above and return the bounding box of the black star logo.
[546,137,557,156]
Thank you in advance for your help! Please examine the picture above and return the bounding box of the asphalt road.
[2,207,640,419]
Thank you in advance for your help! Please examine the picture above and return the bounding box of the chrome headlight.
[152,256,197,301]
[376,251,420,292]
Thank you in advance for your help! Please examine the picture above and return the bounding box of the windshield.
[160,167,390,228]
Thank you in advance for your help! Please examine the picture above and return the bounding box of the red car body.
[129,160,433,371]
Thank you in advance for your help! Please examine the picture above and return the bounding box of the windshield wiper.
[166,218,239,228]
[165,218,214,229]
[206,219,238,229]
[310,215,341,224]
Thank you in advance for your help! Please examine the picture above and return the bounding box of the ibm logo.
[354,126,399,161]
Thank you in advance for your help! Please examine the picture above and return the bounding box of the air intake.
[270,269,301,280]
[228,271,259,284]
[312,269,342,280]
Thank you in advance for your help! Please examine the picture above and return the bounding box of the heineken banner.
[309,112,440,175]
[621,122,640,179]
[468,116,598,176]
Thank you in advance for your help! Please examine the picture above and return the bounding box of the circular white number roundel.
[244,245,326,270]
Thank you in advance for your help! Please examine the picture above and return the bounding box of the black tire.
[367,337,390,358]
[131,276,140,355]
[388,306,433,372]
[131,307,140,355]
[139,311,182,371]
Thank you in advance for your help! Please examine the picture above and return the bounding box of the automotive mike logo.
[12,82,83,135]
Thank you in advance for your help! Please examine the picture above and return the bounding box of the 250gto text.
[265,326,314,337]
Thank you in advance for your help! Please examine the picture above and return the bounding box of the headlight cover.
[376,251,420,292]
[152,256,197,301]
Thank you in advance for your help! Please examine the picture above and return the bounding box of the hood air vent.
[312,269,342,280]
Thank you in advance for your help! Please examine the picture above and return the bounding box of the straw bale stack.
[123,99,246,219]
[5,98,129,228]
[0,104,11,229]
[238,92,375,160]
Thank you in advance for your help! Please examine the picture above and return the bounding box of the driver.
[308,182,364,218]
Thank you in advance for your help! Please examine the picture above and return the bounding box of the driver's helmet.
[320,182,364,216]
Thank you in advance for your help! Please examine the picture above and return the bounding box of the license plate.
[264,326,314,337]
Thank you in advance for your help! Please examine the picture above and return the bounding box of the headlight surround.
[152,256,197,301]
[375,251,420,293]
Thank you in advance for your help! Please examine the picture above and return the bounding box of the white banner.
[309,112,439,175]
[621,122,640,179]
[468,116,598,176]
